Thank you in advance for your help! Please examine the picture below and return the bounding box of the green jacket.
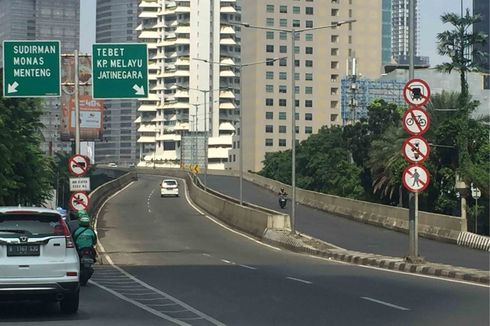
[73,227,97,250]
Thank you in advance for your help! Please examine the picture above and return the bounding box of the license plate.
[7,244,40,257]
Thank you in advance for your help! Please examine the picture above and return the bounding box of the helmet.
[76,209,89,219]
[79,215,90,226]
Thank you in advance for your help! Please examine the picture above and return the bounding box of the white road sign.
[402,165,430,193]
[69,192,89,211]
[68,154,89,176]
[402,107,431,136]
[402,136,430,164]
[69,177,91,192]
[403,79,431,106]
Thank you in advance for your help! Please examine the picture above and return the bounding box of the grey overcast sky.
[79,0,473,67]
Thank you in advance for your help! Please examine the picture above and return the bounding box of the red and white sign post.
[402,79,431,262]
[68,154,90,212]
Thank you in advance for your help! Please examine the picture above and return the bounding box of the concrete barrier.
[217,170,463,243]
[88,171,138,219]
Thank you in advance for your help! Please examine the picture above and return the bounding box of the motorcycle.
[78,247,96,286]
[278,194,287,209]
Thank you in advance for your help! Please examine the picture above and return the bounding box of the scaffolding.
[341,77,406,125]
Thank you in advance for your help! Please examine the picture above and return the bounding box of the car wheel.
[60,288,79,314]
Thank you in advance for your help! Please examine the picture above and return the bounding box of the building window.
[266,84,274,93]
[266,112,273,119]
[266,4,274,13]
[331,9,339,16]
[279,58,287,66]
[279,72,287,80]
[280,5,287,13]
[280,45,287,53]
[305,100,313,107]
[305,73,313,81]
[266,18,274,27]
[306,47,313,54]
[331,87,338,95]
[306,20,313,28]
[279,125,287,133]
[295,86,300,94]
[331,74,339,82]
[305,126,313,134]
[280,32,288,40]
[279,85,287,93]
[305,33,313,41]
[265,138,273,146]
[305,60,313,67]
[331,35,339,43]
[295,73,300,81]
[266,57,275,66]
[266,45,274,53]
[266,71,274,79]
[266,31,274,39]
[306,7,314,15]
[295,99,300,107]
[293,6,300,14]
[331,48,339,56]
[280,19,288,27]
[305,113,313,120]
[305,86,313,94]
[330,101,338,109]
[331,61,338,69]
[293,20,300,27]
[266,98,274,106]
[279,112,287,120]
[265,125,273,133]
[279,139,286,147]
[279,99,287,107]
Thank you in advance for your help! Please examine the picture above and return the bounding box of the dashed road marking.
[361,296,410,311]
[286,276,312,285]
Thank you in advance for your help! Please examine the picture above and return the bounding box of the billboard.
[60,56,104,141]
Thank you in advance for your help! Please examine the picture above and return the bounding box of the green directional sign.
[92,43,148,99]
[2,40,61,97]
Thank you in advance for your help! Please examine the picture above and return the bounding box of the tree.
[0,96,54,205]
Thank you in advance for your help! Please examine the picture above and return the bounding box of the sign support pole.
[407,0,421,262]
[74,50,80,155]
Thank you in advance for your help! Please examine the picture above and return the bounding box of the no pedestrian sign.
[402,164,430,193]
[92,43,148,99]
[2,40,61,97]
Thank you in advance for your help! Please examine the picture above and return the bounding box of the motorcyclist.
[278,187,288,198]
[73,210,97,252]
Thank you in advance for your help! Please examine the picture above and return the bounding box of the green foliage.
[0,96,54,206]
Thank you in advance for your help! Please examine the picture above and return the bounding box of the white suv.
[160,179,179,197]
[0,207,80,314]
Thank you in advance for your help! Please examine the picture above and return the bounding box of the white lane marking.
[148,303,179,307]
[361,296,410,311]
[94,180,226,326]
[221,259,233,264]
[286,277,313,284]
[307,255,490,289]
[239,264,257,270]
[178,176,281,252]
[202,253,211,257]
[90,280,190,326]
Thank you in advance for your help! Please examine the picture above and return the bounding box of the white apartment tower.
[136,0,240,169]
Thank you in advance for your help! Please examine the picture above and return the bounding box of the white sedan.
[160,179,179,197]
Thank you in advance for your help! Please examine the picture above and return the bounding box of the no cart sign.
[69,192,90,211]
[403,79,431,107]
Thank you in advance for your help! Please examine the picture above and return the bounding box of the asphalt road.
[203,175,490,271]
[3,175,487,325]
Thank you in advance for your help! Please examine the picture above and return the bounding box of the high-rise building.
[473,0,489,89]
[382,0,392,65]
[136,0,240,169]
[236,0,383,172]
[0,0,80,155]
[390,0,428,65]
[95,0,139,165]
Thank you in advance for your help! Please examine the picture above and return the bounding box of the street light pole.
[194,57,286,205]
[238,20,356,234]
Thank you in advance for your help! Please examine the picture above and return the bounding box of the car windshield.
[163,180,177,186]
[0,214,64,238]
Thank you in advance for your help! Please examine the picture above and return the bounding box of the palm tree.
[436,10,488,101]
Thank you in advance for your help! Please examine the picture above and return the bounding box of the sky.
[79,0,473,67]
